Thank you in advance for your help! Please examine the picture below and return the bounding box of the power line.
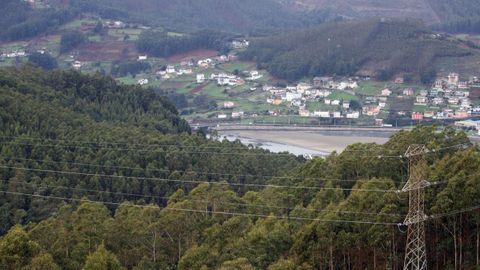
[0,136,265,151]
[3,184,479,225]
[429,205,480,220]
[0,155,404,184]
[0,135,408,154]
[0,140,411,159]
[0,137,417,158]
[2,179,403,217]
[0,141,305,158]
[0,191,402,225]
[1,138,472,158]
[0,165,399,193]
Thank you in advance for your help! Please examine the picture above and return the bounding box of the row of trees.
[136,30,231,58]
[60,31,86,53]
[111,61,151,77]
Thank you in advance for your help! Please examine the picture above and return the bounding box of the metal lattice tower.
[402,145,429,270]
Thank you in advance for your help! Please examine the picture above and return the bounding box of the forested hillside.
[0,0,75,41]
[0,66,301,231]
[279,0,480,28]
[241,20,475,81]
[69,0,335,34]
[136,30,231,58]
[1,67,480,269]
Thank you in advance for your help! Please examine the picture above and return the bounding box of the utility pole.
[402,145,429,270]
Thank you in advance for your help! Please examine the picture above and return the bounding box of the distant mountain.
[277,0,480,25]
[69,0,335,34]
[241,19,478,81]
[0,0,75,41]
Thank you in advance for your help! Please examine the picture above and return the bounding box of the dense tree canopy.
[241,20,473,81]
[0,67,479,269]
[60,31,86,53]
[136,30,231,58]
[70,0,335,34]
[28,53,58,71]
[0,0,76,41]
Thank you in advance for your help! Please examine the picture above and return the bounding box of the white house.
[296,83,312,93]
[331,100,340,106]
[196,74,205,84]
[72,61,82,69]
[247,70,263,81]
[232,111,244,118]
[286,92,302,102]
[432,97,444,105]
[166,66,176,74]
[314,111,330,118]
[138,55,148,61]
[448,73,459,85]
[223,101,235,108]
[137,79,149,86]
[315,90,331,98]
[381,88,392,96]
[415,96,428,105]
[231,40,249,49]
[346,112,360,119]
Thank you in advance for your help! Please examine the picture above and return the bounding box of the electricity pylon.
[402,144,429,270]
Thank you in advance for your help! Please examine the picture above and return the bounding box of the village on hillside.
[1,16,480,134]
[143,48,480,129]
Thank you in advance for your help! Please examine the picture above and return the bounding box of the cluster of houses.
[137,53,241,85]
[217,101,245,119]
[0,50,27,59]
[409,73,480,120]
[231,40,250,49]
[263,77,363,119]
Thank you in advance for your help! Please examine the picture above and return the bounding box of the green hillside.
[0,66,301,232]
[0,0,75,41]
[279,0,480,27]
[241,19,476,81]
[69,0,335,34]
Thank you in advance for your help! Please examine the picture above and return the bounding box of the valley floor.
[217,129,391,153]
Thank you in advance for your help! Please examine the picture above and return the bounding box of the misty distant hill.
[241,19,478,81]
[278,0,480,25]
[69,0,335,34]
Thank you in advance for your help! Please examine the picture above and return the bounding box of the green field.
[88,35,102,42]
[108,28,143,41]
[61,19,97,30]
[306,101,338,112]
[203,83,229,99]
[219,62,254,73]
[117,75,139,85]
[357,81,384,96]
[328,91,359,101]
[412,105,441,113]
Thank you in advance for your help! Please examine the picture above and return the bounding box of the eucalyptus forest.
[0,67,479,269]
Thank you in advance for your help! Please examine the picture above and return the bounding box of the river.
[216,129,394,157]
